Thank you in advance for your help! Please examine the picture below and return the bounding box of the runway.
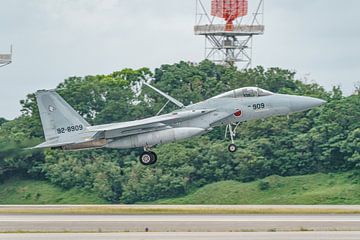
[1,232,360,240]
[0,214,360,232]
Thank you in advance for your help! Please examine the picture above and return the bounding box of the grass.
[155,172,360,205]
[0,172,359,215]
[0,205,360,215]
[0,177,107,204]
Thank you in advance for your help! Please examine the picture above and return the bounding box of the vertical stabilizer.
[35,90,90,143]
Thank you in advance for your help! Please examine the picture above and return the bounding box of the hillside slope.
[155,172,360,205]
[0,178,107,204]
[1,172,359,205]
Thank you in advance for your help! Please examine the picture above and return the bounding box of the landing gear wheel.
[228,144,237,153]
[148,151,157,164]
[139,151,157,165]
[140,152,153,165]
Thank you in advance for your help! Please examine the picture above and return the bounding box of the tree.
[0,61,358,203]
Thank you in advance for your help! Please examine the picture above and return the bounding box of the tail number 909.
[253,103,265,110]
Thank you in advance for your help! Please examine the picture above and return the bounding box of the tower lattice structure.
[195,0,264,68]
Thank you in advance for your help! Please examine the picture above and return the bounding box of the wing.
[87,109,215,138]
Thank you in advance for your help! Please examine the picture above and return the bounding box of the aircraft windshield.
[213,87,274,98]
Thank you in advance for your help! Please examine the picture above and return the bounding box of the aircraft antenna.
[143,83,184,108]
[0,45,12,68]
[194,0,264,68]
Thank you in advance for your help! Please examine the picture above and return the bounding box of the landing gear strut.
[225,123,240,153]
[139,147,157,165]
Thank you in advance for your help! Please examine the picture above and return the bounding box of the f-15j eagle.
[32,83,325,165]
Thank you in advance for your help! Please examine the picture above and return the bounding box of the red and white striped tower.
[195,0,264,68]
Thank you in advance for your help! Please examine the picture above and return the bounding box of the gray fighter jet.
[33,84,325,165]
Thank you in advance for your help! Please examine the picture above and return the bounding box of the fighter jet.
[33,84,326,165]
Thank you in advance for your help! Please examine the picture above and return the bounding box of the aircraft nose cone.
[313,98,327,107]
[290,96,326,113]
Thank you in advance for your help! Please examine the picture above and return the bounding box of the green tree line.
[0,60,359,203]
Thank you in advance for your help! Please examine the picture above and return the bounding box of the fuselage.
[180,93,326,128]
[103,88,325,150]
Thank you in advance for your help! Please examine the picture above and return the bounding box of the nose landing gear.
[225,123,240,153]
[228,143,237,153]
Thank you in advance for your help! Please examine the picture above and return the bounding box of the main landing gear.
[139,147,157,165]
[225,123,240,153]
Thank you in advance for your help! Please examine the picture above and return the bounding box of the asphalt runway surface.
[1,232,360,240]
[1,214,360,232]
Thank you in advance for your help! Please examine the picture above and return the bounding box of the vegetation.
[0,60,359,203]
[0,177,106,204]
[2,200,360,215]
[155,171,360,205]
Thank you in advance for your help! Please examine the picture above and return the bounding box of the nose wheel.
[139,148,157,165]
[228,144,237,153]
[225,123,240,153]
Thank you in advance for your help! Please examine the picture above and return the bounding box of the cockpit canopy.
[212,87,274,99]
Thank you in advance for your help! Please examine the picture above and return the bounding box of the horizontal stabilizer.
[30,140,75,149]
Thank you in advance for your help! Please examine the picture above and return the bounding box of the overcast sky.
[0,0,359,119]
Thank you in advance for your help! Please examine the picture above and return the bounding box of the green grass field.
[0,172,359,205]
[0,178,107,204]
[155,172,360,205]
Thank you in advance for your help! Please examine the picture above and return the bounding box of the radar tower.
[195,0,264,68]
[0,45,12,68]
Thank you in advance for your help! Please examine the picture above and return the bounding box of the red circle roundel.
[233,109,242,117]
